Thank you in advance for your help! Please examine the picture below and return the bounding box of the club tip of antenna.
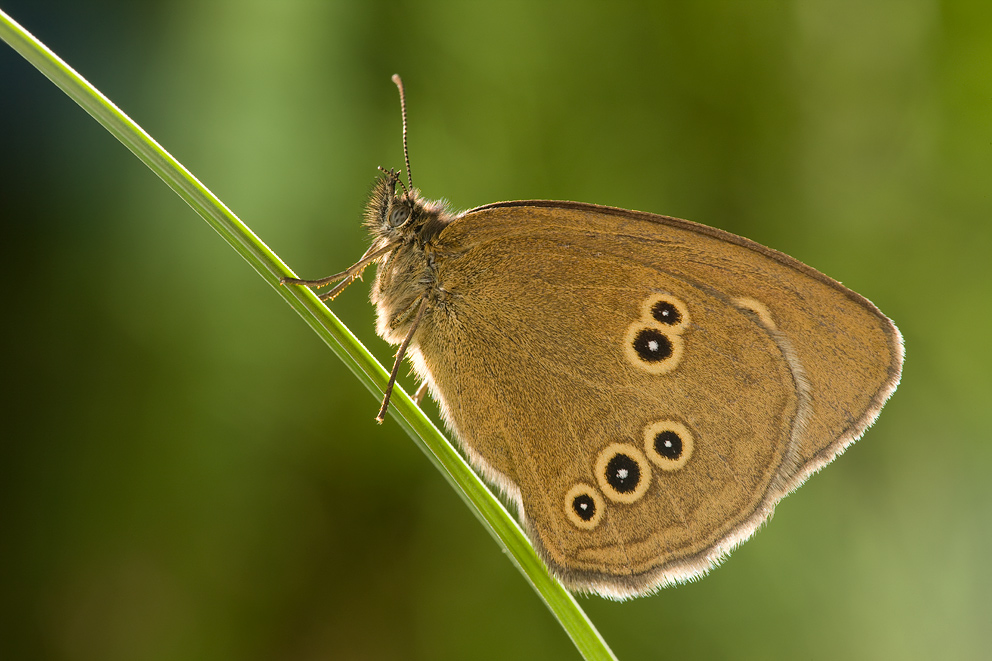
[391,74,403,88]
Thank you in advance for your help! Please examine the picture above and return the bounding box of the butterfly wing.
[405,201,902,598]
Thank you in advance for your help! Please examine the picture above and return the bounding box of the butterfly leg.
[376,295,428,423]
[413,381,428,405]
[280,243,393,301]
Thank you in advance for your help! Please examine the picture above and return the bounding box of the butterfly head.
[364,168,454,246]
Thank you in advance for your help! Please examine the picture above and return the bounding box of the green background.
[2,1,990,659]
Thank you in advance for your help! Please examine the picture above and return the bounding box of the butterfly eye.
[643,420,694,471]
[387,204,411,227]
[564,484,605,530]
[594,444,652,503]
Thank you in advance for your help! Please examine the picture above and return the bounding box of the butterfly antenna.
[391,74,414,192]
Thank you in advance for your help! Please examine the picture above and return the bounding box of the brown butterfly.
[283,76,903,598]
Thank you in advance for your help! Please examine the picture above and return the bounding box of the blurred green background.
[2,1,990,659]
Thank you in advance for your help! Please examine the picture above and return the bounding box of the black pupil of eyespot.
[572,494,596,521]
[652,301,682,326]
[654,430,683,460]
[605,454,640,493]
[633,329,673,362]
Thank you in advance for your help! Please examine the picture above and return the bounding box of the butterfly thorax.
[365,172,458,345]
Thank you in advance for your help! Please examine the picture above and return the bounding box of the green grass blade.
[1,8,617,660]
